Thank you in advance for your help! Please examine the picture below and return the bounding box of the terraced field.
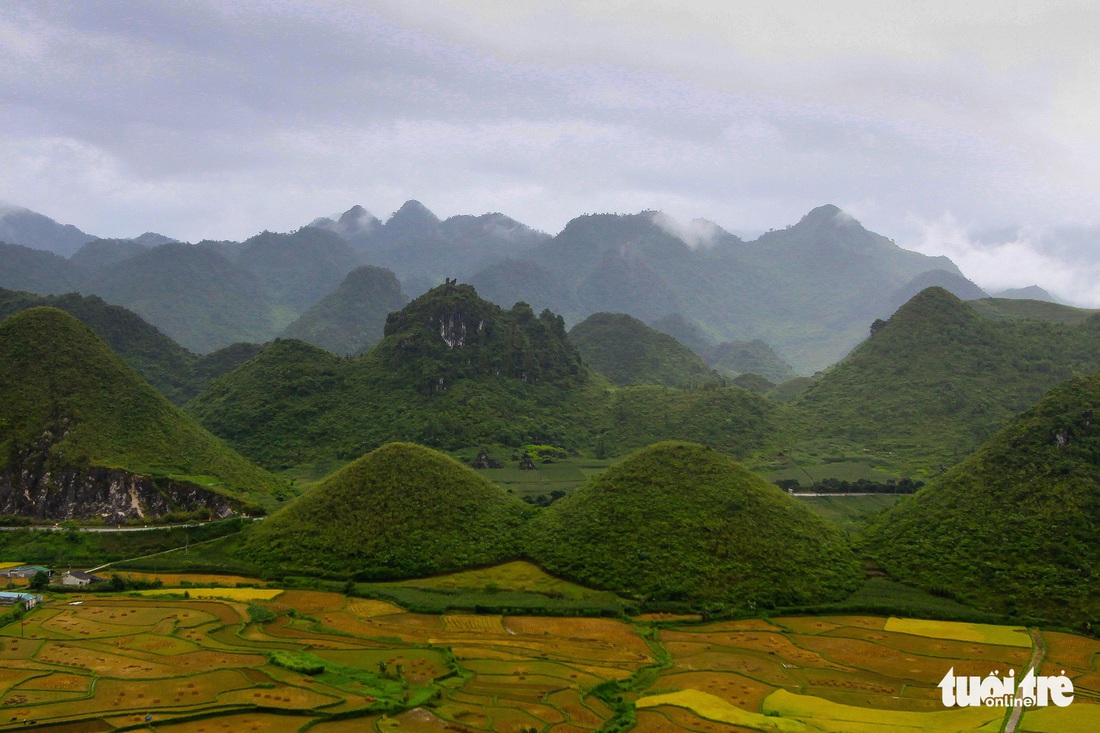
[1,582,1098,732]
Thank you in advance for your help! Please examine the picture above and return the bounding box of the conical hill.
[868,371,1100,623]
[569,312,719,387]
[527,441,861,608]
[242,442,531,579]
[0,307,280,519]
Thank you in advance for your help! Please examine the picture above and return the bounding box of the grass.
[474,457,616,499]
[794,495,902,534]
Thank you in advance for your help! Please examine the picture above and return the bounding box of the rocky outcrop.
[0,461,238,522]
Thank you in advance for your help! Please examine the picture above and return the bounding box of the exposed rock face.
[379,282,583,394]
[0,461,238,522]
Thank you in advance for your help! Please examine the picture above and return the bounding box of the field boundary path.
[1004,628,1046,733]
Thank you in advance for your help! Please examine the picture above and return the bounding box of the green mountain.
[527,442,861,608]
[309,202,548,284]
[649,313,795,383]
[0,288,265,405]
[968,296,1100,325]
[470,205,964,373]
[82,242,279,353]
[234,227,361,314]
[0,308,281,520]
[568,312,719,387]
[0,288,205,403]
[69,238,151,273]
[787,287,1100,472]
[706,339,795,383]
[188,284,782,470]
[0,241,84,295]
[867,371,1100,624]
[187,284,604,468]
[241,442,530,579]
[280,265,408,355]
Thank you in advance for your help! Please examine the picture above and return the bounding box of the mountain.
[308,202,548,285]
[234,227,362,315]
[568,313,719,387]
[0,289,199,403]
[649,314,795,382]
[968,297,1100,325]
[241,442,530,579]
[0,308,280,520]
[995,285,1055,302]
[788,287,1100,472]
[280,265,408,355]
[69,238,150,273]
[867,371,1100,623]
[81,242,279,353]
[527,442,861,608]
[648,313,716,357]
[186,283,603,468]
[706,340,796,383]
[470,205,963,373]
[883,268,988,314]
[0,289,264,405]
[0,242,84,294]
[0,204,95,256]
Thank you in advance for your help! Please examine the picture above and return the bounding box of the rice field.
[0,577,1097,732]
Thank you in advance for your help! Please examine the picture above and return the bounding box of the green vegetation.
[568,312,720,387]
[280,265,408,355]
[82,241,280,353]
[793,495,902,534]
[867,370,1100,625]
[0,519,248,568]
[0,288,266,405]
[528,442,862,609]
[968,296,1100,325]
[242,443,532,579]
[786,287,1100,473]
[268,650,326,675]
[0,308,282,513]
[188,284,612,469]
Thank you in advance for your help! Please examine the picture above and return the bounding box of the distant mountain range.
[0,200,1056,373]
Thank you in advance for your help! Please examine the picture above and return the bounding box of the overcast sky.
[3,1,1100,303]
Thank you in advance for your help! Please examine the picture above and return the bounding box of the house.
[0,592,41,609]
[60,571,104,587]
[0,565,51,579]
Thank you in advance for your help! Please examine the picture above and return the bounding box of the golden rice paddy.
[0,571,1097,733]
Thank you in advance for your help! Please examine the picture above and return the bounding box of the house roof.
[67,571,103,581]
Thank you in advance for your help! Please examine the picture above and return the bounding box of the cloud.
[0,0,1098,272]
[650,212,727,248]
[902,214,1100,307]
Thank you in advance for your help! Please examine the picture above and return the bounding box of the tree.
[29,571,49,591]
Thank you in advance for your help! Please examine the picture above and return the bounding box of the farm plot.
[2,589,1096,733]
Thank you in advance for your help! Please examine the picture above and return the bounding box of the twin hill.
[528,442,861,607]
[0,307,281,520]
[867,370,1100,624]
[242,442,531,579]
[244,440,859,610]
